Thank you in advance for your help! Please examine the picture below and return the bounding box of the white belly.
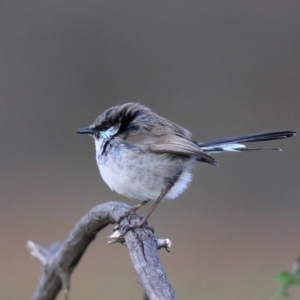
[95,138,195,201]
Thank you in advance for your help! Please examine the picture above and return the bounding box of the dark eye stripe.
[118,110,142,134]
[94,123,110,132]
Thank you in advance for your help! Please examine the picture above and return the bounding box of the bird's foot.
[115,207,137,224]
[116,216,152,237]
[127,217,148,230]
[116,200,150,224]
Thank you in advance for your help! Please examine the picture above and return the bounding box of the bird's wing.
[121,117,217,166]
[147,134,218,166]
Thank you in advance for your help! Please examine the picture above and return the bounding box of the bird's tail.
[198,129,297,154]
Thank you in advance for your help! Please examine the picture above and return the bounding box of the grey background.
[1,1,300,299]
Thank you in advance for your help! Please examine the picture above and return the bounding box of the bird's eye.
[102,124,110,131]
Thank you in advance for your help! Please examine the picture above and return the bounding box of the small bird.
[76,103,296,225]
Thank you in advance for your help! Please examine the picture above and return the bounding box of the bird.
[76,102,296,226]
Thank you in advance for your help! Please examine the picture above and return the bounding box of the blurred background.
[1,1,300,299]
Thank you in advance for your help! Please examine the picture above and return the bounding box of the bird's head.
[76,103,153,143]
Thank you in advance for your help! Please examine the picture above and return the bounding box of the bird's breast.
[95,140,196,201]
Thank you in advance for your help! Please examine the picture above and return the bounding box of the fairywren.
[76,103,296,225]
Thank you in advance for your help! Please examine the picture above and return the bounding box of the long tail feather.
[198,129,297,154]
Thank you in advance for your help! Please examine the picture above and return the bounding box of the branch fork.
[28,201,177,300]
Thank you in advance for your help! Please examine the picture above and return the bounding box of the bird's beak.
[76,127,96,134]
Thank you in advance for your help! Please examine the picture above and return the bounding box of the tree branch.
[28,201,177,300]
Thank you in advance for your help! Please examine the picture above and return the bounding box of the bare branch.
[28,201,177,300]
